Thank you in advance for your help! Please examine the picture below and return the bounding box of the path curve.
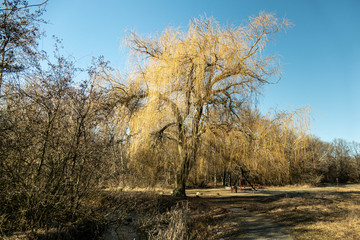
[224,207,293,240]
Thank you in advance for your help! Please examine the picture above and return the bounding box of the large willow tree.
[123,13,288,196]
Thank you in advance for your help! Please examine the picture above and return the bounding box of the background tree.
[0,48,113,232]
[0,0,46,94]
[120,13,289,196]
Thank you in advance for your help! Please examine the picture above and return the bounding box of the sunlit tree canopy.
[110,13,290,196]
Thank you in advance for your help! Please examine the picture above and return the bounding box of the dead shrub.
[137,201,190,240]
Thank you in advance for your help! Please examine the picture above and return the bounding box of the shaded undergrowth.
[1,190,217,239]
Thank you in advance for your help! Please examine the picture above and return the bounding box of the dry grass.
[4,185,360,239]
[261,185,360,240]
[108,190,246,240]
[191,184,360,240]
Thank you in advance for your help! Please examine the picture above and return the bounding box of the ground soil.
[179,184,360,239]
[5,184,360,239]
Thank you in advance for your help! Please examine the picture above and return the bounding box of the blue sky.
[41,0,360,143]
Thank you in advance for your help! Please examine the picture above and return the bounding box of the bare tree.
[0,48,113,232]
[0,0,46,94]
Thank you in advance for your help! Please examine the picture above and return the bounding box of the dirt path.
[185,188,296,239]
[223,206,293,240]
[184,185,359,239]
[98,184,360,240]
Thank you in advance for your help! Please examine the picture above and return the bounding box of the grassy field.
[100,184,360,239]
[185,184,360,239]
[253,184,360,240]
[3,184,360,239]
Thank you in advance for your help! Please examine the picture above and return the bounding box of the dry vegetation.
[261,185,360,240]
[103,185,360,240]
[189,184,360,240]
[1,1,360,239]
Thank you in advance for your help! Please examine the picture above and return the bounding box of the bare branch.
[0,0,48,11]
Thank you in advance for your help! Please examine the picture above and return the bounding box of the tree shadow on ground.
[185,187,360,239]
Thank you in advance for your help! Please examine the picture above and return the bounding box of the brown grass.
[4,184,360,239]
[107,184,360,239]
[186,184,360,240]
[258,185,360,240]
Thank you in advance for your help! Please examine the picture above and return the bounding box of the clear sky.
[40,0,360,143]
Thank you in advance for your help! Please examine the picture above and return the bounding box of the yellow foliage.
[112,13,291,192]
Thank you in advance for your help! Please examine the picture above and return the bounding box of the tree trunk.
[172,145,189,197]
[173,174,186,197]
[172,157,188,197]
[173,104,202,197]
[214,172,217,187]
[167,167,171,185]
[0,42,8,95]
[223,168,226,186]
[0,66,3,95]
